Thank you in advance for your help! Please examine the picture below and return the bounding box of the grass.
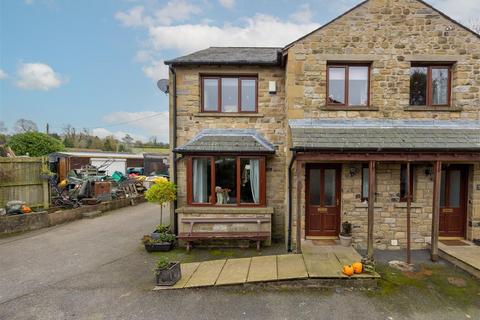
[368,262,480,314]
[150,243,285,264]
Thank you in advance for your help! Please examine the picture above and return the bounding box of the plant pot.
[144,242,174,252]
[339,234,352,247]
[155,262,181,286]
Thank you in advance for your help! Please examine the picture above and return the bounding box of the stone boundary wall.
[0,196,146,236]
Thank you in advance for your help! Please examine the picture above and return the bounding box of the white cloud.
[289,4,313,24]
[218,0,235,9]
[91,128,146,142]
[115,0,201,27]
[0,69,7,80]
[99,111,169,142]
[429,0,480,21]
[148,14,319,54]
[15,63,64,90]
[142,60,169,80]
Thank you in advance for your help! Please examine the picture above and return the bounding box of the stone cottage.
[164,0,480,259]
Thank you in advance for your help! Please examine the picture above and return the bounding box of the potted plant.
[155,256,181,286]
[339,221,353,247]
[142,233,176,252]
[151,224,171,239]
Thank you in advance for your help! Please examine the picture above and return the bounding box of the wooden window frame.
[326,63,371,108]
[186,155,266,207]
[361,164,369,201]
[410,64,452,108]
[200,75,258,113]
[400,164,415,202]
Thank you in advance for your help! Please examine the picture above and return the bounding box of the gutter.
[287,151,296,252]
[290,146,480,153]
[169,66,178,235]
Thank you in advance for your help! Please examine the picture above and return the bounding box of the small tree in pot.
[155,256,181,286]
[339,221,353,247]
[145,177,177,226]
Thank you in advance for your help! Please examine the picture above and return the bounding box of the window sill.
[323,106,379,111]
[194,112,264,117]
[176,206,274,214]
[354,203,383,208]
[394,202,423,208]
[404,106,462,112]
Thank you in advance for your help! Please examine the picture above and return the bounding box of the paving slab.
[247,255,277,282]
[303,251,345,278]
[216,258,251,286]
[277,254,308,280]
[184,259,226,288]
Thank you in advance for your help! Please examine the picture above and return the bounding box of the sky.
[0,0,478,143]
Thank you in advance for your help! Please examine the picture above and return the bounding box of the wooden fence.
[0,157,49,208]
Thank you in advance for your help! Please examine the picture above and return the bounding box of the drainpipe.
[169,66,178,235]
[287,151,297,252]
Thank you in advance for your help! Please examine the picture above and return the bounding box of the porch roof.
[174,129,276,154]
[289,119,480,152]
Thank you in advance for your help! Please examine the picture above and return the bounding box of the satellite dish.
[157,79,169,94]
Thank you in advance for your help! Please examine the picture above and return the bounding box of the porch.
[288,119,480,262]
[427,239,480,278]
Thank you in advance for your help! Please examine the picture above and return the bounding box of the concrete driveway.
[0,202,478,320]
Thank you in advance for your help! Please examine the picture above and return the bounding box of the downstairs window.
[188,156,266,206]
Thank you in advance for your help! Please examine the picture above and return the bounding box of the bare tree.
[465,18,480,34]
[14,119,38,133]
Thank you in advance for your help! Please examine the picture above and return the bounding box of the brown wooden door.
[306,164,341,237]
[439,165,467,237]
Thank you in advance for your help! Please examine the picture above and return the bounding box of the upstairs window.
[201,76,258,113]
[410,65,451,107]
[327,64,370,107]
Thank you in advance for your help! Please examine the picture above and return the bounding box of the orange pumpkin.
[342,265,354,276]
[352,262,363,274]
[21,205,32,214]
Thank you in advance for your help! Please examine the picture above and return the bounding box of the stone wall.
[468,163,480,241]
[285,0,480,121]
[0,196,146,236]
[171,65,287,241]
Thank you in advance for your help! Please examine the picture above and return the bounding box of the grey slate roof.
[164,47,282,66]
[289,119,480,152]
[174,129,276,154]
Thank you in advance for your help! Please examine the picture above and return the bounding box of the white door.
[91,158,127,176]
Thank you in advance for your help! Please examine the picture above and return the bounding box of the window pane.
[410,67,427,105]
[449,170,461,208]
[215,157,236,204]
[348,67,369,106]
[324,169,336,206]
[192,158,211,203]
[241,79,256,112]
[328,67,345,104]
[432,68,449,105]
[240,159,260,204]
[400,165,407,200]
[362,167,369,200]
[440,170,446,207]
[308,169,321,205]
[203,79,218,111]
[221,78,238,112]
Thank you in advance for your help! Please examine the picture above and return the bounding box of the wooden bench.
[178,217,271,252]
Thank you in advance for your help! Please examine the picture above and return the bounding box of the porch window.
[410,65,451,107]
[327,64,370,107]
[361,166,369,201]
[400,164,415,202]
[188,156,265,206]
[201,76,258,113]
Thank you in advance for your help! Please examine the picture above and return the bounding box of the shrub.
[7,132,64,157]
